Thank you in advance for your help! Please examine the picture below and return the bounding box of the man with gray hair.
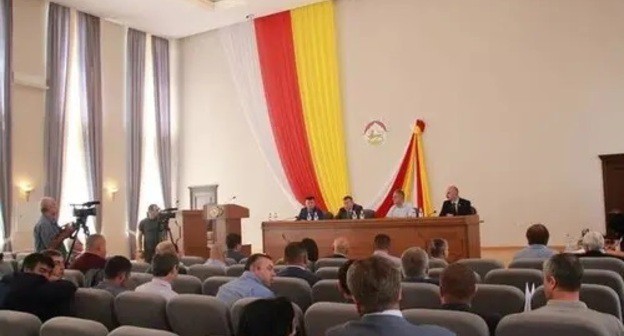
[578,231,624,261]
[326,256,454,336]
[401,247,438,285]
[33,197,74,255]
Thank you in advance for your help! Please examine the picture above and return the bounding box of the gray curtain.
[126,29,146,256]
[0,0,12,251]
[78,12,102,233]
[44,3,71,202]
[152,36,172,209]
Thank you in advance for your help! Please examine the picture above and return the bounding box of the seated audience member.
[513,224,557,260]
[577,231,624,261]
[440,263,500,336]
[226,233,246,262]
[135,253,179,301]
[386,190,413,218]
[328,237,350,258]
[401,247,438,285]
[336,196,364,219]
[278,242,320,286]
[146,241,188,274]
[337,259,355,302]
[428,238,449,262]
[527,253,624,334]
[95,256,132,297]
[296,196,325,221]
[41,249,65,281]
[204,244,227,269]
[216,253,275,306]
[326,256,453,336]
[372,234,402,267]
[69,234,107,274]
[439,185,473,217]
[0,253,77,321]
[238,297,297,336]
[301,238,319,263]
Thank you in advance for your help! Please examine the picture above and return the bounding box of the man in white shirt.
[135,253,179,301]
[372,234,402,268]
[386,190,413,218]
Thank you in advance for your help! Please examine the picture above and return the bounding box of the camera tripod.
[64,216,90,267]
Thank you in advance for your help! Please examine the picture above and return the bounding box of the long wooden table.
[262,215,481,262]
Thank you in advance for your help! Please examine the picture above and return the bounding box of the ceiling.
[50,0,327,38]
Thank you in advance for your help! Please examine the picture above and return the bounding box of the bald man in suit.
[439,186,473,217]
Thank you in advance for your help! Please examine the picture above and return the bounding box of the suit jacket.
[335,204,364,220]
[439,198,473,216]
[326,314,455,336]
[296,207,325,221]
[277,266,320,286]
[403,276,440,286]
[441,303,500,336]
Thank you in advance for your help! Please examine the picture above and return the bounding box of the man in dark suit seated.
[277,242,320,286]
[440,263,500,336]
[439,185,473,216]
[225,233,246,262]
[401,247,438,285]
[335,195,364,220]
[296,196,325,221]
[327,256,454,336]
[327,237,350,258]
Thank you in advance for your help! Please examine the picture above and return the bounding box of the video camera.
[158,208,178,231]
[71,201,99,220]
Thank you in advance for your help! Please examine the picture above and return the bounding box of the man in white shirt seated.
[135,253,179,301]
[372,234,402,268]
[386,190,413,218]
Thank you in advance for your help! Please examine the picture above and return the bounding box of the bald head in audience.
[331,237,350,258]
[86,234,107,258]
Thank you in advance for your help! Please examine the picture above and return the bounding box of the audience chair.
[315,267,339,280]
[70,288,117,331]
[114,291,170,330]
[583,269,624,317]
[180,255,205,267]
[362,209,376,218]
[108,326,178,336]
[472,284,525,317]
[225,258,237,266]
[0,259,14,276]
[225,264,245,277]
[507,258,545,270]
[202,276,236,296]
[400,282,441,310]
[188,264,226,282]
[167,294,231,336]
[40,317,108,336]
[484,269,542,292]
[304,302,359,336]
[531,284,621,319]
[130,261,150,273]
[580,257,624,279]
[457,258,504,279]
[127,272,153,290]
[0,310,41,336]
[15,252,29,262]
[171,274,202,294]
[239,258,248,265]
[429,258,448,269]
[63,269,85,287]
[496,311,612,336]
[272,277,313,312]
[428,268,444,279]
[315,258,348,269]
[312,280,348,303]
[404,309,489,336]
[274,265,288,273]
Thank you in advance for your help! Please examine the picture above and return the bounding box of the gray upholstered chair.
[0,310,41,336]
[114,291,169,330]
[304,302,359,336]
[239,258,248,265]
[508,258,546,270]
[0,259,14,276]
[70,288,116,330]
[225,264,245,277]
[274,265,288,273]
[40,317,108,336]
[496,311,611,336]
[272,277,313,312]
[400,282,441,309]
[15,252,29,262]
[429,258,448,269]
[180,255,205,267]
[107,326,178,336]
[428,268,444,279]
[484,269,542,292]
[188,264,226,282]
[580,257,624,279]
[404,309,489,336]
[312,279,348,303]
[171,274,202,294]
[457,258,504,279]
[130,261,150,273]
[531,284,621,319]
[167,294,231,336]
[202,276,236,296]
[225,258,237,266]
[315,258,348,269]
[583,269,624,317]
[127,272,153,290]
[63,269,85,287]
[472,284,525,317]
[315,267,339,280]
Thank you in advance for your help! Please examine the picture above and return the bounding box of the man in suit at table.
[439,186,473,217]
[296,196,325,221]
[336,195,364,220]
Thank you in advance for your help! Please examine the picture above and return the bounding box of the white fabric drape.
[218,21,300,210]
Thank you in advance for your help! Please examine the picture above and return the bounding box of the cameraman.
[33,197,75,255]
[137,204,165,263]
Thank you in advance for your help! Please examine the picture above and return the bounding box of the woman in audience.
[428,238,449,261]
[237,297,296,336]
[301,238,319,263]
[205,244,227,269]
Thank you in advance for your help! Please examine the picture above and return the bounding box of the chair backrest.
[580,257,624,279]
[429,258,448,269]
[315,267,339,280]
[202,276,236,296]
[167,294,231,336]
[400,282,441,310]
[225,258,237,266]
[114,291,169,330]
[107,326,178,336]
[127,272,153,290]
[84,268,105,288]
[63,269,85,287]
[71,288,116,330]
[0,260,14,276]
[304,302,359,336]
[531,284,622,319]
[362,209,375,218]
[484,269,543,292]
[508,258,546,270]
[231,297,305,336]
[239,258,248,265]
[457,258,504,279]
[180,255,205,267]
[171,274,202,294]
[274,265,287,273]
[272,277,313,312]
[0,310,41,336]
[496,311,612,336]
[226,264,245,277]
[428,268,444,279]
[312,280,348,303]
[130,261,150,273]
[40,317,108,336]
[583,269,624,316]
[472,284,525,317]
[15,252,29,262]
[315,258,348,269]
[403,309,489,336]
[188,264,226,282]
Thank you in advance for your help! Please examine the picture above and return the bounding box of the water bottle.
[306,212,312,221]
[268,213,273,221]
[564,233,575,252]
[359,211,365,220]
[273,212,278,220]
[351,211,358,220]
[313,212,319,221]
[418,208,424,218]
[410,207,417,218]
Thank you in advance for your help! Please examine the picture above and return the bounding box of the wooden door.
[600,154,624,228]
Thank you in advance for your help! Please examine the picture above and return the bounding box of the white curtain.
[218,21,300,210]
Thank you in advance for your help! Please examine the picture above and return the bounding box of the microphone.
[227,196,237,203]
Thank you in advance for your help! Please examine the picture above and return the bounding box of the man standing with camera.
[137,204,164,263]
[33,197,74,256]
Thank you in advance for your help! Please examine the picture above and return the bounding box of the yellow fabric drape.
[401,136,417,203]
[291,1,350,212]
[415,128,434,216]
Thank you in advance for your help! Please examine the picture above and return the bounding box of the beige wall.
[179,0,624,251]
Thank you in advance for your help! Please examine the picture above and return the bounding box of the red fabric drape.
[254,12,327,210]
[414,137,424,209]
[375,135,415,217]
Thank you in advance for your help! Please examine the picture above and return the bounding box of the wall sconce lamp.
[19,182,34,202]
[105,184,119,201]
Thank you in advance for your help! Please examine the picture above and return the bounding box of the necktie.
[454,202,458,214]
